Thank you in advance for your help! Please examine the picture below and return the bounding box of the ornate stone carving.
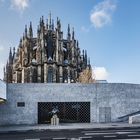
[4,15,94,83]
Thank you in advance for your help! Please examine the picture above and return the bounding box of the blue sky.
[0,0,140,84]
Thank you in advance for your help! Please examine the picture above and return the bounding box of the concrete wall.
[0,80,6,100]
[0,83,140,125]
[129,114,140,124]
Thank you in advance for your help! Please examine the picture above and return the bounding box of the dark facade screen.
[38,102,90,124]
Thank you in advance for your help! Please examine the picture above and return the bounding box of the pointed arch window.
[32,68,37,83]
[63,68,68,83]
[47,66,53,83]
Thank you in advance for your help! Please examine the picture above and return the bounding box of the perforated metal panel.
[38,102,90,124]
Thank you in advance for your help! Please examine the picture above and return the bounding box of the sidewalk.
[0,123,140,133]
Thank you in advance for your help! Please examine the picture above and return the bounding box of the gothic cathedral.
[4,14,93,83]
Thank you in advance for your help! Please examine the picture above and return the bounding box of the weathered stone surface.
[0,83,140,125]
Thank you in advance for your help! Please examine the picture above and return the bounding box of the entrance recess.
[38,102,90,124]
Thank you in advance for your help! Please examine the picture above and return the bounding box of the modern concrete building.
[0,83,140,125]
[0,80,6,103]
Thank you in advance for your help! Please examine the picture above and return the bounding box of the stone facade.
[0,83,140,125]
[3,14,93,83]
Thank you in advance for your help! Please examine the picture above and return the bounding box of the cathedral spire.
[57,17,59,25]
[46,19,48,29]
[39,16,44,26]
[40,17,42,26]
[72,27,75,40]
[9,47,12,58]
[68,24,70,34]
[3,66,5,73]
[82,50,85,61]
[19,38,22,47]
[29,22,33,38]
[6,61,8,68]
[39,16,44,32]
[85,50,87,66]
[9,47,13,64]
[49,12,52,30]
[40,16,45,32]
[25,25,28,38]
[13,47,15,59]
[67,24,71,40]
[42,16,44,24]
[88,57,91,67]
[77,40,79,48]
[37,25,40,37]
[57,17,61,31]
[52,19,54,30]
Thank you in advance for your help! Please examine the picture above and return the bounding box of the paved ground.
[1,126,140,140]
[0,123,140,133]
[1,123,140,140]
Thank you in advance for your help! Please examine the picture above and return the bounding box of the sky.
[0,0,140,84]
